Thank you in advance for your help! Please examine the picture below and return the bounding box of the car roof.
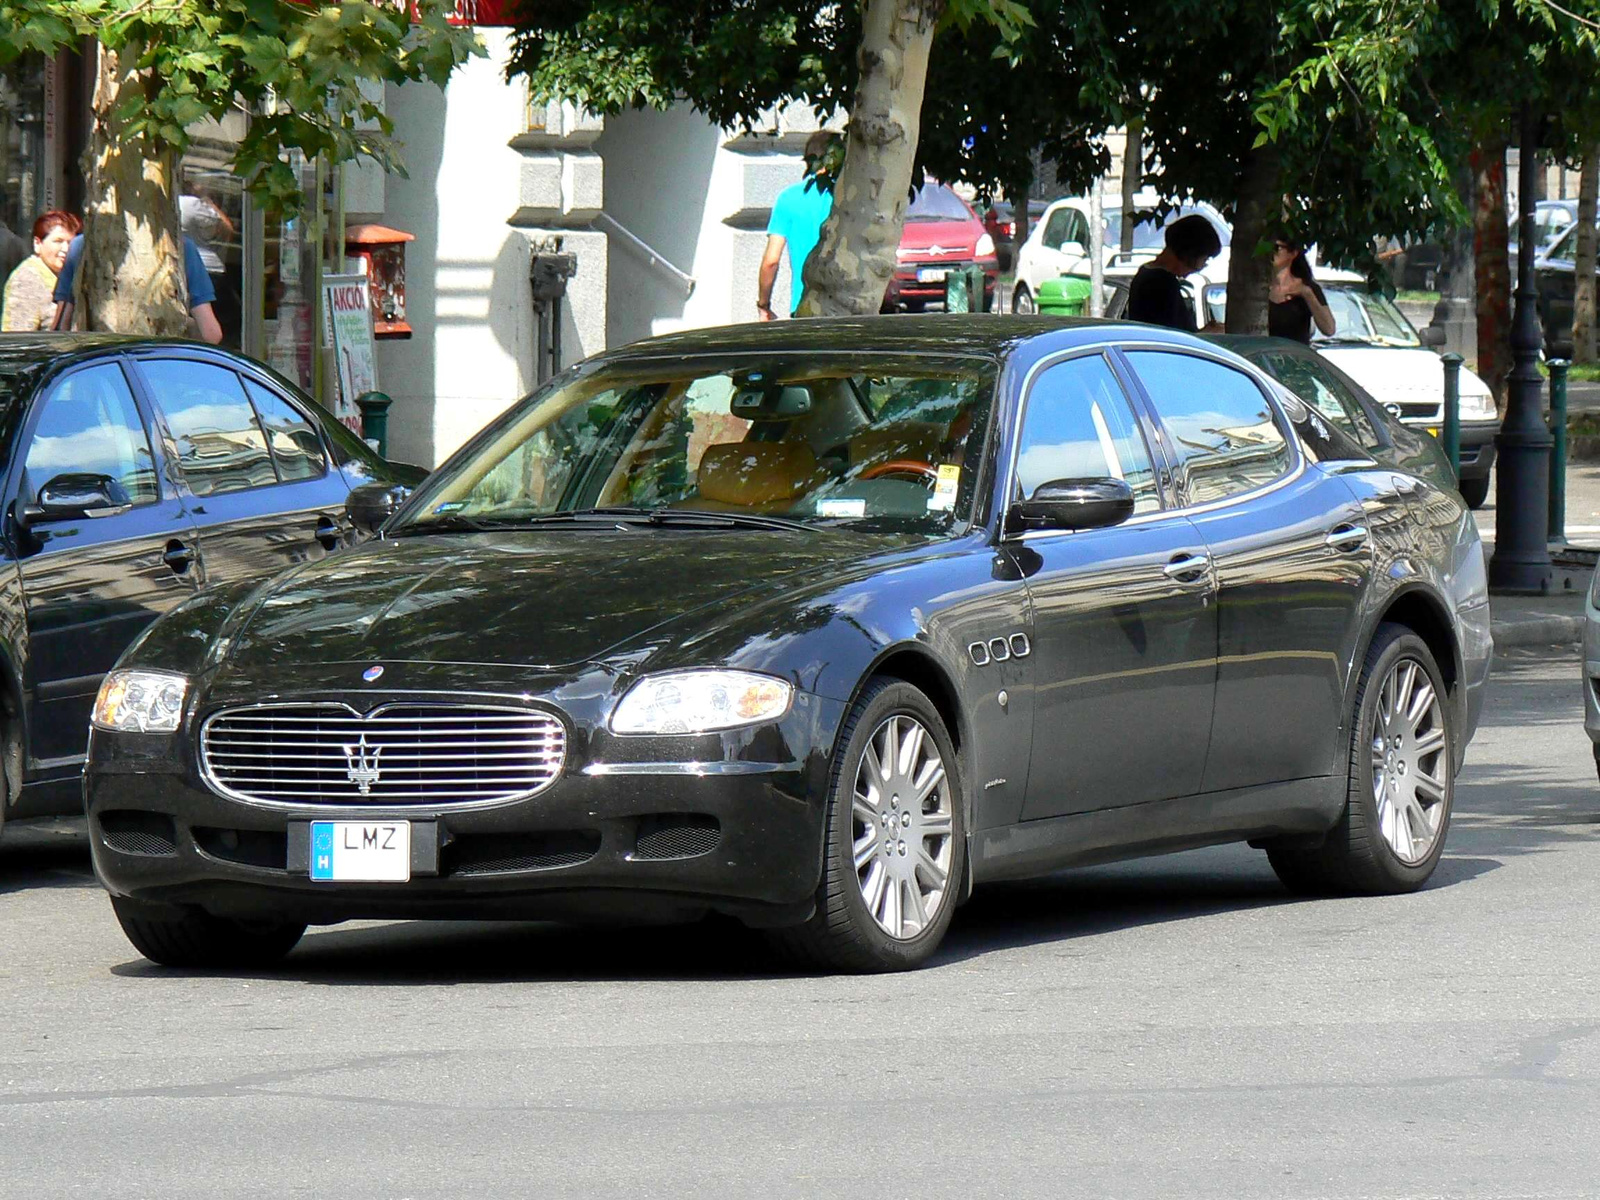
[0,332,229,375]
[591,314,1213,366]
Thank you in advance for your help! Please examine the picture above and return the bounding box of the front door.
[1015,353,1217,821]
[10,361,200,771]
[134,357,348,582]
[1123,349,1372,793]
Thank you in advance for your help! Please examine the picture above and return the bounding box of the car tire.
[1266,623,1454,896]
[1012,284,1035,315]
[1458,474,1490,509]
[770,679,965,973]
[111,897,306,968]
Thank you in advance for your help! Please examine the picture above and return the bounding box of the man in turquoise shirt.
[757,130,835,319]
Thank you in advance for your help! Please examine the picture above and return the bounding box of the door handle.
[1162,552,1211,583]
[315,516,342,551]
[1325,523,1369,552]
[162,540,195,575]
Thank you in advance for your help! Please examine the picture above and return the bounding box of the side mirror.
[19,473,129,527]
[1010,478,1135,532]
[1418,325,1446,347]
[1059,240,1087,258]
[346,481,411,534]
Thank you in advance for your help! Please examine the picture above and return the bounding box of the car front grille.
[200,703,567,807]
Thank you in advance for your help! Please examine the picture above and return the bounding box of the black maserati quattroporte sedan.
[87,316,1492,972]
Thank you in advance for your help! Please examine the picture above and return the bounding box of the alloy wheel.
[851,714,955,940]
[1370,657,1449,865]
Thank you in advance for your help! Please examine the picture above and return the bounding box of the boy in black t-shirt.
[1126,214,1222,331]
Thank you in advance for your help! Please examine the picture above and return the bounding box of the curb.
[1491,615,1584,649]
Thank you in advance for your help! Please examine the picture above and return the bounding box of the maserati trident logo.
[343,734,383,795]
[362,664,385,683]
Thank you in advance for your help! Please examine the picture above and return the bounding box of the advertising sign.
[322,273,377,432]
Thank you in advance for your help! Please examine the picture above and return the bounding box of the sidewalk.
[1475,468,1594,649]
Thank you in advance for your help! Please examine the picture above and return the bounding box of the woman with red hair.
[2,210,81,331]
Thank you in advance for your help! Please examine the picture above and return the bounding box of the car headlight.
[92,670,189,733]
[611,670,793,735]
[1458,390,1497,420]
[974,233,996,257]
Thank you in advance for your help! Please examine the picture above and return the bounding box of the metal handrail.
[593,211,696,297]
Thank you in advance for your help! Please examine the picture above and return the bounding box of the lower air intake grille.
[201,702,566,806]
[445,831,601,877]
[633,814,722,860]
[98,811,177,857]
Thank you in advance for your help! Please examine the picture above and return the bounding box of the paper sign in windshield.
[928,464,961,512]
[817,498,867,519]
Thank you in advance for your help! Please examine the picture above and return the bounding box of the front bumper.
[87,689,845,928]
[885,259,998,308]
[1404,418,1498,481]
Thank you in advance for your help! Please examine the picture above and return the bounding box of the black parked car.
[87,317,1491,973]
[0,335,423,836]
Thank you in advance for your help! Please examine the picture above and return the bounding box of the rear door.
[132,356,350,582]
[7,359,200,771]
[1122,348,1372,793]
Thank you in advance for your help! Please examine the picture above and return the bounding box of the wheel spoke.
[904,878,928,933]
[921,812,953,838]
[881,869,902,936]
[1413,770,1447,805]
[861,860,887,914]
[915,847,948,891]
[1393,662,1417,724]
[897,721,926,781]
[1390,800,1416,861]
[854,830,879,871]
[1411,728,1447,758]
[912,761,947,807]
[1405,679,1436,728]
[863,738,889,794]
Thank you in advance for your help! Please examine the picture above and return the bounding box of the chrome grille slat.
[201,703,567,807]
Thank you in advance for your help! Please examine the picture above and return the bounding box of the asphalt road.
[2,647,1597,1199]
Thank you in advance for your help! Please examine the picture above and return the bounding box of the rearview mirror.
[1059,240,1087,258]
[1009,478,1135,532]
[1418,325,1446,347]
[19,473,129,527]
[346,482,412,534]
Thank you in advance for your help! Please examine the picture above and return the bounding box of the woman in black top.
[1268,237,1337,343]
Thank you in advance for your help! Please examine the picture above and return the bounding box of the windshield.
[1104,205,1232,251]
[395,355,997,535]
[1314,287,1421,348]
[905,184,975,222]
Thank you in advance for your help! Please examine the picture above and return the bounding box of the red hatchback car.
[883,182,999,312]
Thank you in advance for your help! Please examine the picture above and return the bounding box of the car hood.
[1317,345,1493,401]
[899,218,982,256]
[204,528,899,675]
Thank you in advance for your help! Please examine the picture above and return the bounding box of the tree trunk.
[78,43,187,335]
[1223,140,1281,335]
[1120,118,1143,255]
[1572,146,1598,364]
[798,0,943,316]
[1472,135,1511,405]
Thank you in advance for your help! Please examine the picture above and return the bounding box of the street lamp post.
[1489,105,1556,594]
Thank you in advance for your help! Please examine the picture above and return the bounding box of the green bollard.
[1548,358,1569,544]
[1441,353,1463,480]
[944,269,971,313]
[356,390,393,459]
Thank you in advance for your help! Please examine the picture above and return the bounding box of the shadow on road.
[0,822,96,895]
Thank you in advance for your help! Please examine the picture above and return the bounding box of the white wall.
[377,31,536,468]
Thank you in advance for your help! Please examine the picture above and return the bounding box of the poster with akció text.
[322,273,376,433]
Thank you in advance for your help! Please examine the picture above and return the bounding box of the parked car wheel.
[771,679,964,973]
[1012,284,1036,315]
[1267,623,1454,896]
[1458,474,1490,510]
[112,897,306,968]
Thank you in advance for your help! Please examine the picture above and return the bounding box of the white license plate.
[310,820,411,882]
[916,267,948,283]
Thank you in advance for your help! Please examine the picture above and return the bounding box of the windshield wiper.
[390,514,507,536]
[660,508,811,531]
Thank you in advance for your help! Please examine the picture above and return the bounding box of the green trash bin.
[1034,276,1093,316]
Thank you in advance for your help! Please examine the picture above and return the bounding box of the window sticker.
[817,498,867,519]
[928,463,961,511]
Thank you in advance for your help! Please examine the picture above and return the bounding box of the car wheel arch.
[1344,586,1462,758]
[834,645,976,902]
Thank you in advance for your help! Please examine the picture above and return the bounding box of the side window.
[1015,355,1160,515]
[1040,210,1070,250]
[243,378,327,482]
[1126,351,1291,506]
[23,363,159,507]
[1063,212,1088,249]
[141,359,276,497]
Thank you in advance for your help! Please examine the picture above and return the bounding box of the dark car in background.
[1535,218,1600,357]
[884,182,999,312]
[0,334,423,838]
[981,198,1049,272]
[85,316,1489,974]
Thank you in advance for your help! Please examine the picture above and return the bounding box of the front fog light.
[611,670,793,734]
[92,670,189,733]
